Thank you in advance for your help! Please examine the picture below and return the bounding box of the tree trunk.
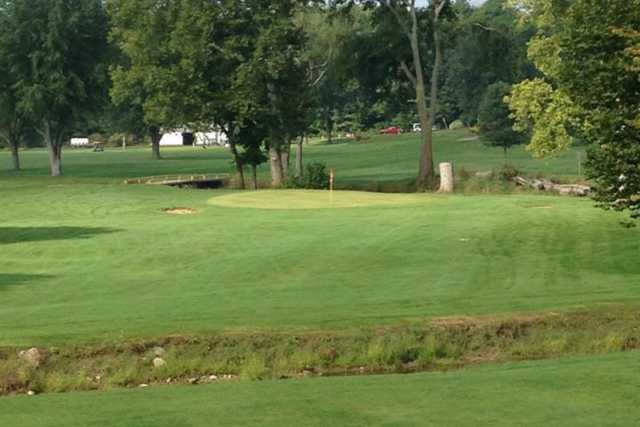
[438,162,454,193]
[269,146,283,188]
[228,141,246,190]
[296,136,304,178]
[47,142,62,177]
[280,143,291,182]
[425,5,444,190]
[40,122,62,177]
[408,7,435,191]
[9,141,20,171]
[325,109,333,144]
[251,164,258,190]
[150,127,162,160]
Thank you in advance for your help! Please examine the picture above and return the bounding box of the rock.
[188,377,199,385]
[152,346,165,357]
[208,375,218,381]
[27,390,36,396]
[152,357,166,368]
[18,348,45,368]
[139,384,149,388]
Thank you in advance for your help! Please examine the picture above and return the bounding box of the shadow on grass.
[0,227,119,245]
[0,274,53,291]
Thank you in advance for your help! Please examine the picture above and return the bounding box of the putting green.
[208,190,433,209]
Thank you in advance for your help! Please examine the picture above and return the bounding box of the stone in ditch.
[153,346,165,357]
[152,357,166,368]
[18,348,45,368]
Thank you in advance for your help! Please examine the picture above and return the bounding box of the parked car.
[379,126,401,135]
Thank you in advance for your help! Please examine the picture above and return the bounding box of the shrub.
[498,164,520,181]
[240,356,268,381]
[289,162,330,189]
[449,120,465,130]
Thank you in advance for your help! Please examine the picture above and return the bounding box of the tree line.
[0,0,638,220]
[0,0,534,186]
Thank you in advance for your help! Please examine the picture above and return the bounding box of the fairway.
[1,352,638,426]
[1,177,639,345]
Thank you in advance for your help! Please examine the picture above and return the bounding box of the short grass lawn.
[1,182,639,345]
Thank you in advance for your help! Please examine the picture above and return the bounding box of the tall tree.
[341,0,454,190]
[1,0,108,176]
[442,0,535,125]
[6,0,108,176]
[508,0,640,220]
[109,0,186,160]
[477,82,526,159]
[0,1,26,171]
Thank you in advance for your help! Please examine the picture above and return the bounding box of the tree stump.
[438,162,454,193]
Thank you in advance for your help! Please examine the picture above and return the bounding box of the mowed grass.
[0,129,586,184]
[0,129,633,346]
[1,352,638,426]
[1,180,639,345]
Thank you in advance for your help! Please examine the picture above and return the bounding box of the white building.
[159,129,228,147]
[70,138,90,147]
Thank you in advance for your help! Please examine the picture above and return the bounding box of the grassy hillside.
[1,353,638,426]
[0,129,586,184]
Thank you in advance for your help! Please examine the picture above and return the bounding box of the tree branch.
[400,61,417,87]
[381,0,412,40]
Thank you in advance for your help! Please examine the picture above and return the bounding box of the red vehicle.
[379,126,402,135]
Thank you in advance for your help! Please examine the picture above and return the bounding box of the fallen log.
[514,176,591,197]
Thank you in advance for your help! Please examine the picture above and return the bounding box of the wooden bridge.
[124,174,229,188]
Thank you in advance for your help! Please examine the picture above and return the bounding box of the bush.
[449,120,465,130]
[498,164,520,181]
[289,162,330,189]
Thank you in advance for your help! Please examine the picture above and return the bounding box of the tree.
[508,0,640,220]
[5,0,108,176]
[339,1,455,190]
[109,0,187,161]
[477,82,526,158]
[0,0,27,171]
[441,0,536,125]
[228,1,311,188]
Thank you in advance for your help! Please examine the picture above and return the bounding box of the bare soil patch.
[163,207,197,215]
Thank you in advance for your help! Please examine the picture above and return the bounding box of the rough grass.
[1,308,638,396]
[1,352,638,426]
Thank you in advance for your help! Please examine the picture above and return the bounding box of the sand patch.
[164,207,198,215]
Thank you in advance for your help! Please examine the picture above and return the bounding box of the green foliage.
[508,0,640,219]
[497,163,520,181]
[441,0,537,124]
[303,161,331,189]
[0,0,108,175]
[508,78,576,157]
[477,82,527,157]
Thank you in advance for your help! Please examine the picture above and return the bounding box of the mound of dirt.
[163,207,197,215]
